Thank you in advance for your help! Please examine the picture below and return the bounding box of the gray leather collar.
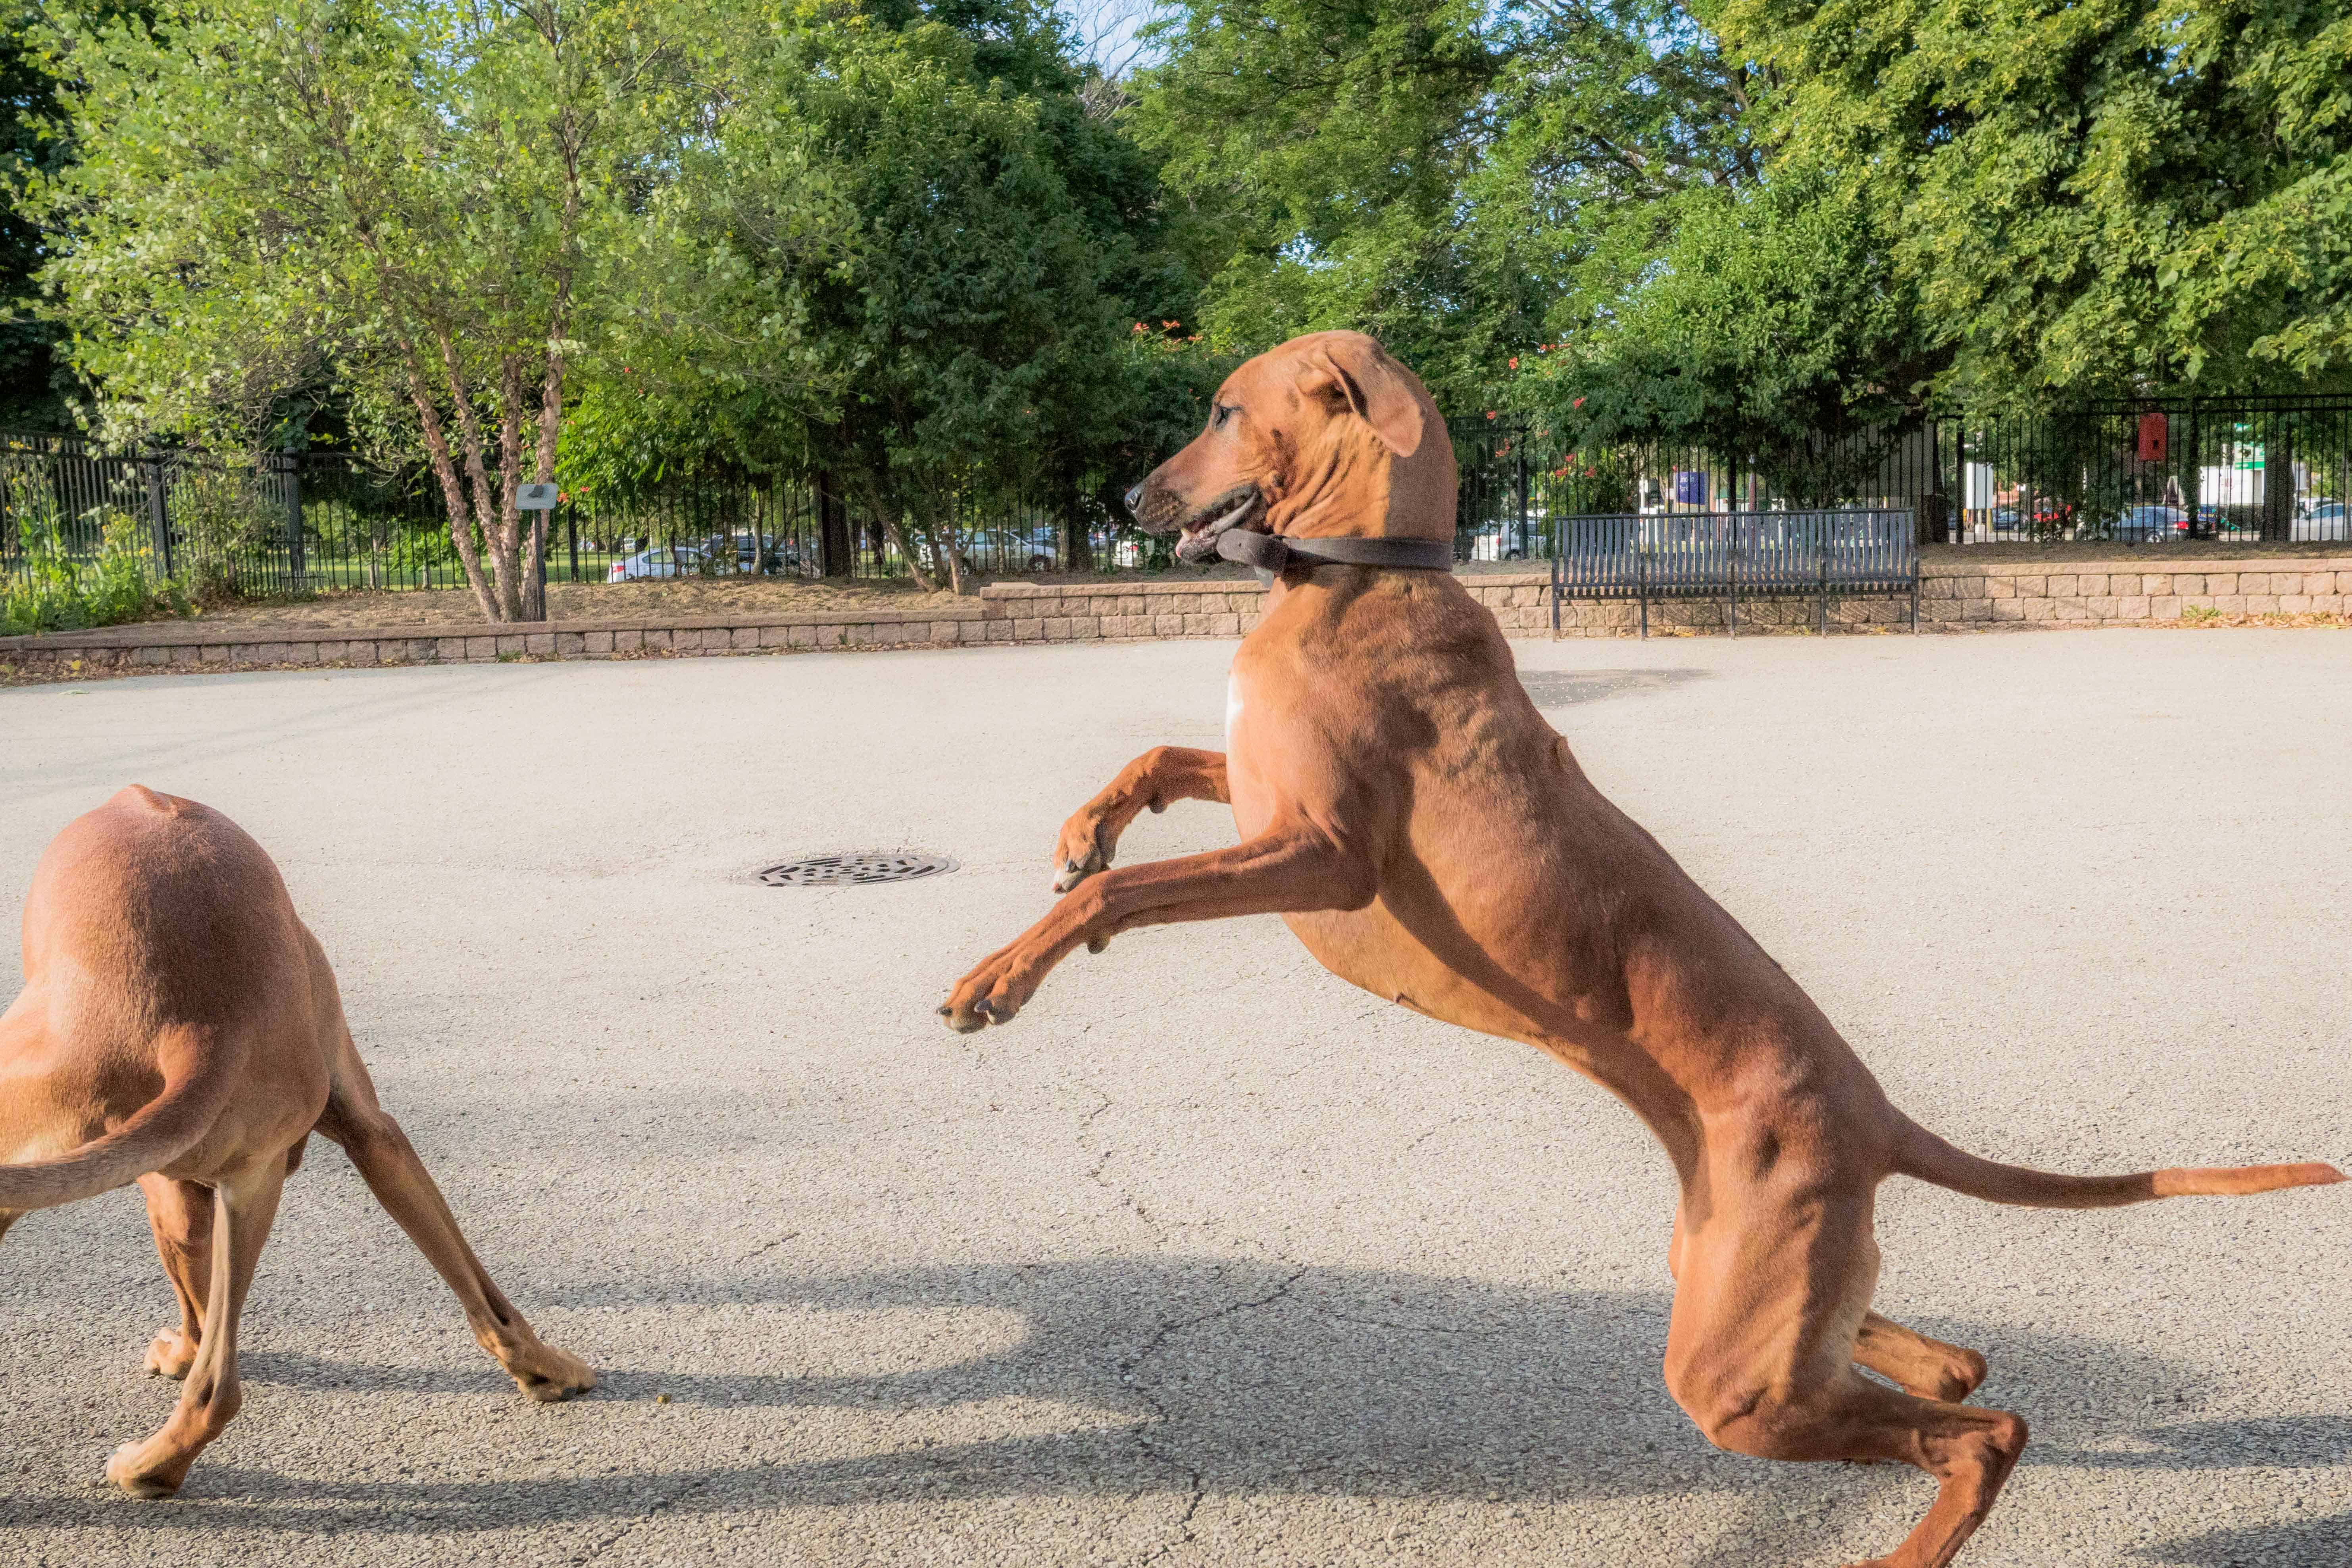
[1214,529,1456,583]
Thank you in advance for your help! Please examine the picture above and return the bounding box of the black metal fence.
[8,393,2349,627]
[1450,394,2352,558]
[0,433,1182,624]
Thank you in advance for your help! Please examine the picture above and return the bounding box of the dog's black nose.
[1123,481,1146,517]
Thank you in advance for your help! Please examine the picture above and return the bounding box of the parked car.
[2293,502,2349,542]
[607,544,707,582]
[2112,504,2191,540]
[1465,525,1531,561]
[723,531,808,574]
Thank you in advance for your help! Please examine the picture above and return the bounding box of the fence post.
[280,450,306,589]
[567,503,579,583]
[1947,421,1966,543]
[142,450,173,580]
[2184,398,2201,537]
[1514,446,1529,559]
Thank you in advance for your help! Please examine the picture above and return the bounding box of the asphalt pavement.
[2,628,2347,1567]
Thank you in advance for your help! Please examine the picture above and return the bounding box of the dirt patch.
[148,566,1281,633]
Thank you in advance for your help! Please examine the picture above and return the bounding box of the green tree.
[1519,171,1942,500]
[1709,0,2352,398]
[573,1,1217,592]
[0,2,138,429]
[1131,0,1757,415]
[34,0,677,621]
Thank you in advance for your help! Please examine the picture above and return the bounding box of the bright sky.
[1062,0,1162,71]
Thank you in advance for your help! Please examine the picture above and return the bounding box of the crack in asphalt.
[731,1230,800,1266]
[1122,1261,1312,1565]
[1074,1079,1168,1247]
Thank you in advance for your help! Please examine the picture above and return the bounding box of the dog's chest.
[1224,671,1244,747]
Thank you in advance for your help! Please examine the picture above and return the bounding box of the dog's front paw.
[144,1329,197,1381]
[938,952,1037,1032]
[1052,816,1112,893]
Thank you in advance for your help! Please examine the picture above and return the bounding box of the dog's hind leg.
[1664,1182,2027,1568]
[314,1064,594,1404]
[106,1160,284,1498]
[1854,1312,1990,1404]
[137,1174,213,1379]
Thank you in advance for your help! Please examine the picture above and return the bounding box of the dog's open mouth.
[1173,491,1264,563]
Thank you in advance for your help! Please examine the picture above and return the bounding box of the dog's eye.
[1212,403,1235,431]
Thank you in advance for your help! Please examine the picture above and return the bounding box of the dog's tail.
[1893,1115,2344,1209]
[0,1025,240,1212]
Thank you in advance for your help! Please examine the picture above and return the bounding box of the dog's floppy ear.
[1294,336,1425,458]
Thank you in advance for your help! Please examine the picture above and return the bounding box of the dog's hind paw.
[144,1329,197,1381]
[510,1345,597,1403]
[104,1440,187,1499]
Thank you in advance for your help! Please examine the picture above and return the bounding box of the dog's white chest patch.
[1225,671,1244,746]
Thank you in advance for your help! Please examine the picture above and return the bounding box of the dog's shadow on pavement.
[13,1256,2348,1564]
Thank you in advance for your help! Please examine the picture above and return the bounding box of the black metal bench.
[1549,509,1918,637]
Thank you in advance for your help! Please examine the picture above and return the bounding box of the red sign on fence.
[2137,412,2168,463]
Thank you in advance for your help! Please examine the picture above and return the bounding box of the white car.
[607,545,707,582]
[2292,502,2348,542]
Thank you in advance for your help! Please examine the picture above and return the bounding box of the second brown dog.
[0,786,593,1497]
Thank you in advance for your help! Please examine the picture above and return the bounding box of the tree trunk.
[938,509,969,596]
[435,330,526,621]
[861,481,938,593]
[401,361,499,621]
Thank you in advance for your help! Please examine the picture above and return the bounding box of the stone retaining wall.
[6,556,2347,677]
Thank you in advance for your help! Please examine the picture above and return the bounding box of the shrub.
[1,510,188,635]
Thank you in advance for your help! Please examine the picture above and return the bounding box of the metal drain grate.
[759,852,958,887]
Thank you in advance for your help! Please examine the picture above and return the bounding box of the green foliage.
[32,0,685,619]
[571,1,1219,588]
[1710,0,2352,399]
[1131,0,1756,416]
[166,471,278,599]
[0,3,138,429]
[1517,171,1942,500]
[0,468,183,631]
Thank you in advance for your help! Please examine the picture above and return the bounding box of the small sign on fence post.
[518,483,558,621]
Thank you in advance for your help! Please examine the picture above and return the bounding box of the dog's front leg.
[1053,746,1229,892]
[944,820,1376,1031]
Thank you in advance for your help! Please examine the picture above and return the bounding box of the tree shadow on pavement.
[2137,1508,2352,1566]
[4,1255,2331,1551]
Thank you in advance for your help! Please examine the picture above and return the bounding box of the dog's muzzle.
[1131,484,1264,564]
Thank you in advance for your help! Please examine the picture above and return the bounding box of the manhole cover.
[758,852,958,887]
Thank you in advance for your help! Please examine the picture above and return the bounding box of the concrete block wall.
[7,557,2347,678]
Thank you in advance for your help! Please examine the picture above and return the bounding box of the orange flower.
[1508,356,1518,370]
[1485,410,1498,421]
[1572,397,1585,409]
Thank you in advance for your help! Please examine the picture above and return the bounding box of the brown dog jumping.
[0,787,592,1497]
[942,330,2344,1567]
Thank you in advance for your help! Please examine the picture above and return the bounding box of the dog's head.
[1128,331,1455,563]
